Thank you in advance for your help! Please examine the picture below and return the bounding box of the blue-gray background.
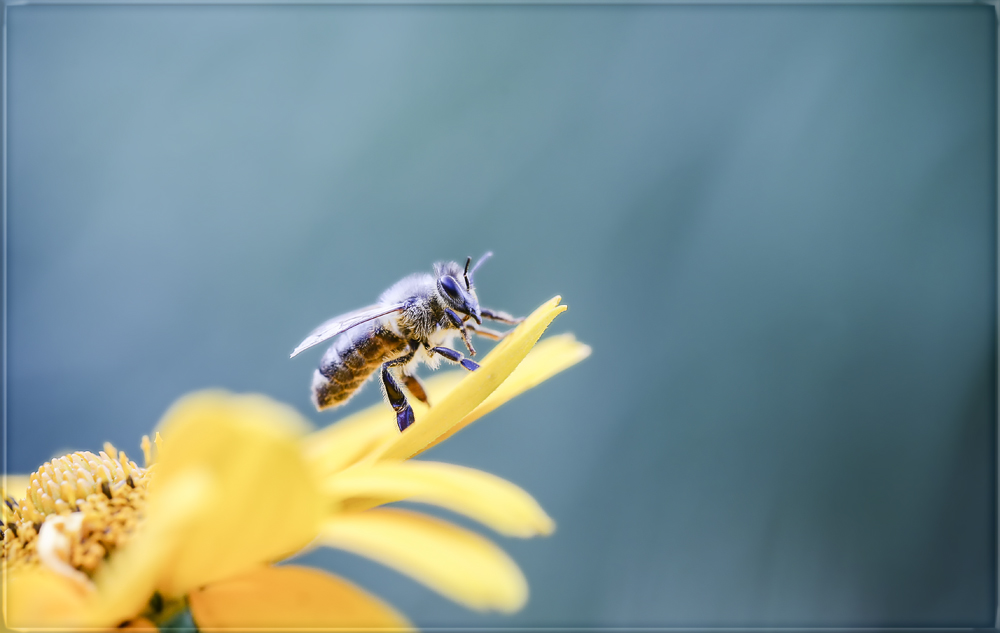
[5,4,996,628]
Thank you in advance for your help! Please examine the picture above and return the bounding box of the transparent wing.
[290,303,405,358]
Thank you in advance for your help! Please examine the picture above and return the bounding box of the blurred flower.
[3,296,589,629]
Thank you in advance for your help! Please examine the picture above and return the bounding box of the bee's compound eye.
[440,275,462,301]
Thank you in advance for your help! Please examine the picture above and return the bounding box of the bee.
[290,253,523,432]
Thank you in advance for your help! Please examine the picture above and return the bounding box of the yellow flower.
[3,297,589,630]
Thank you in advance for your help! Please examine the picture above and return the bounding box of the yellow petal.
[366,297,567,463]
[188,565,412,630]
[423,333,591,452]
[151,391,323,596]
[3,473,209,630]
[323,461,554,537]
[86,470,212,627]
[5,566,92,628]
[318,508,527,613]
[304,373,464,478]
[306,333,589,473]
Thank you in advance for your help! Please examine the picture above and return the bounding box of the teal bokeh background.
[7,4,996,627]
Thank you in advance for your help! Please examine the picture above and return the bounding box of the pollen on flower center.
[3,439,156,580]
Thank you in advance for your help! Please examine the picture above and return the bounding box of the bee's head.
[435,252,492,325]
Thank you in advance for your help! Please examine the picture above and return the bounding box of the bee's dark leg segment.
[467,323,507,341]
[380,341,421,431]
[444,308,463,329]
[445,308,477,356]
[481,308,524,325]
[402,374,429,406]
[397,406,415,431]
[381,364,414,432]
[431,346,480,372]
[380,365,407,411]
[431,346,462,362]
[394,405,414,432]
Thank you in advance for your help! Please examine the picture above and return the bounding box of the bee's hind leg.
[481,308,524,325]
[430,346,480,372]
[402,374,429,407]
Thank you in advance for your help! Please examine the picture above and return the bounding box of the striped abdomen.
[312,324,408,410]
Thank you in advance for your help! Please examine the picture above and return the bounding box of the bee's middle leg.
[381,343,419,432]
[430,346,480,372]
[381,365,414,432]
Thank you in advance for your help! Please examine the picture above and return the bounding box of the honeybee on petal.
[290,253,523,432]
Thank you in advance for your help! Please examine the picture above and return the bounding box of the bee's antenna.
[464,256,472,290]
[468,251,493,287]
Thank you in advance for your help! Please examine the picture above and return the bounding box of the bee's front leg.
[481,308,524,325]
[467,322,508,341]
[444,308,477,356]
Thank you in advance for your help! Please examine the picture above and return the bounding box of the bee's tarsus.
[396,405,415,432]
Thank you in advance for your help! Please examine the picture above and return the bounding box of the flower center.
[3,440,154,581]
